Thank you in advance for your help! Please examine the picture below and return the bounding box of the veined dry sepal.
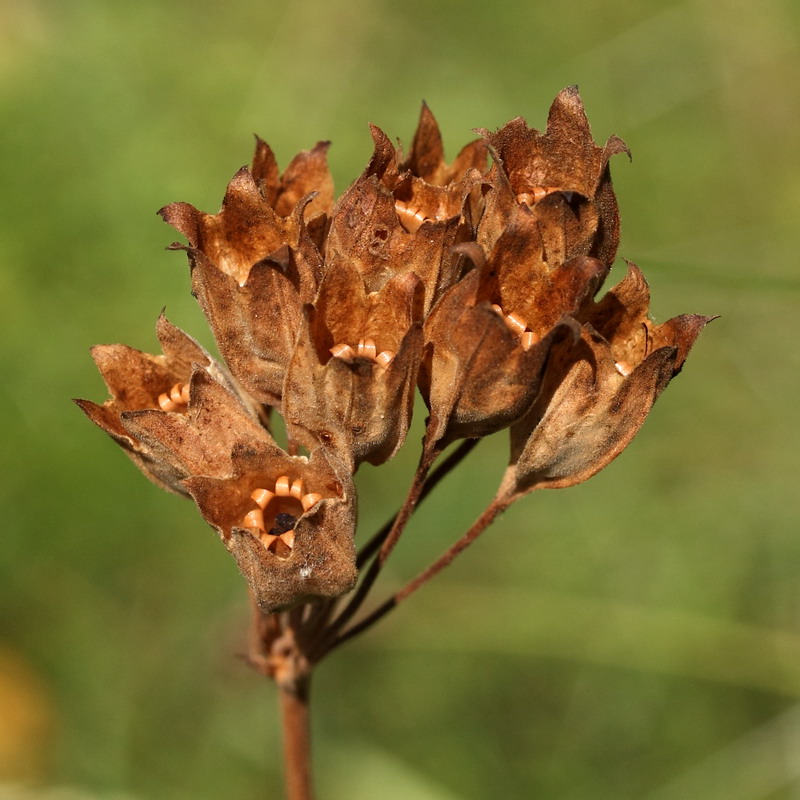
[120,367,271,481]
[184,440,358,612]
[478,86,629,266]
[251,137,334,222]
[160,168,328,405]
[400,101,489,187]
[76,314,246,495]
[489,86,626,206]
[420,259,581,446]
[500,265,713,497]
[178,246,304,407]
[282,265,424,470]
[325,125,484,313]
[576,262,710,371]
[160,168,323,290]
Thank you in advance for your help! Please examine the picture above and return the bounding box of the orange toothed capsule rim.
[241,475,325,558]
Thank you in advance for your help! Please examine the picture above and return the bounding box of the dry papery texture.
[79,87,709,612]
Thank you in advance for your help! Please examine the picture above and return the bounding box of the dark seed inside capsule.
[269,512,297,536]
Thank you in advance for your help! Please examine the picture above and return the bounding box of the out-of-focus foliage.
[1,0,798,797]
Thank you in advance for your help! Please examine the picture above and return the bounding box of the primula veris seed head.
[80,88,709,612]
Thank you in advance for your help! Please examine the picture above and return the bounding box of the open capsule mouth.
[516,187,576,207]
[394,199,432,234]
[242,476,323,558]
[393,194,455,234]
[329,338,395,369]
[157,382,191,412]
[490,304,537,351]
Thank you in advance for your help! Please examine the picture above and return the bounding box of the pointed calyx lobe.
[76,314,258,495]
[479,85,629,268]
[401,101,488,187]
[251,138,334,222]
[158,141,332,407]
[501,264,713,497]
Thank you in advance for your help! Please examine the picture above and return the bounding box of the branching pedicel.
[78,87,711,799]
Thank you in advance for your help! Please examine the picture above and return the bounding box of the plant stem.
[317,442,438,649]
[376,439,440,565]
[328,496,510,652]
[248,597,316,800]
[356,438,479,567]
[279,675,314,800]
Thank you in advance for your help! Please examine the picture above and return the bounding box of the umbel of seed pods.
[78,87,710,613]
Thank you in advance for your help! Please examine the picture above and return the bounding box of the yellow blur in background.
[0,649,54,783]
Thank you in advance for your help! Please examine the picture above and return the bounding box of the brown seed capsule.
[499,265,714,498]
[76,314,257,495]
[478,86,629,267]
[325,124,485,315]
[185,441,358,612]
[159,156,327,406]
[420,264,579,447]
[282,262,424,470]
[419,225,608,447]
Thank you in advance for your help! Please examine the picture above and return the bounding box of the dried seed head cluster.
[79,87,710,614]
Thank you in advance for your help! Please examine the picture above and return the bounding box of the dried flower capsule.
[282,262,424,470]
[478,86,629,268]
[184,440,357,612]
[76,314,253,495]
[325,125,484,314]
[500,264,713,497]
[419,217,610,447]
[160,141,331,406]
[419,252,580,447]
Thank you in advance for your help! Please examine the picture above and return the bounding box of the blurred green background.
[1,0,799,797]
